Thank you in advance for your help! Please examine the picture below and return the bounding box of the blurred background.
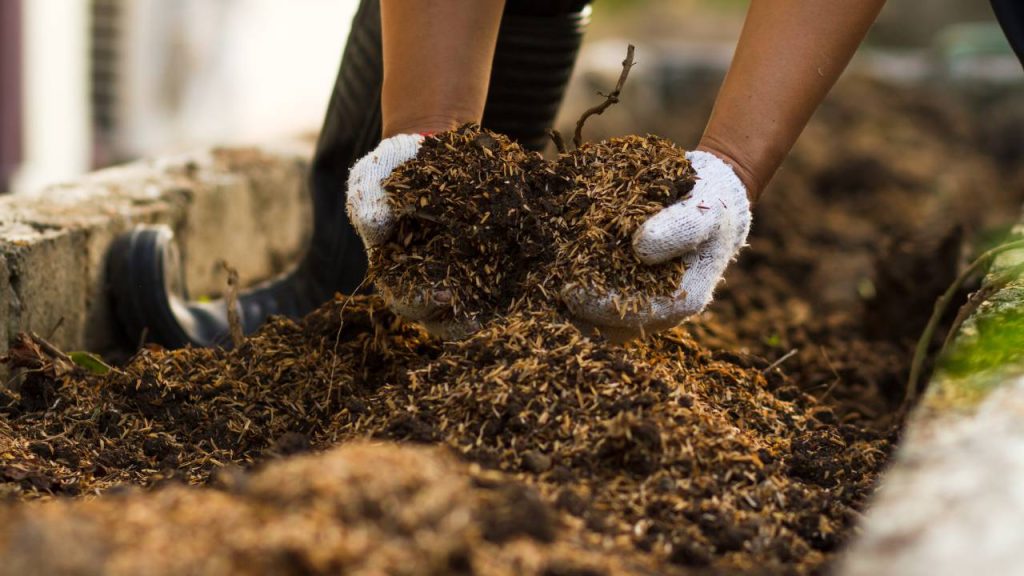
[0,0,359,194]
[0,0,1019,194]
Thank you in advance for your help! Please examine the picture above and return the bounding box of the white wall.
[13,0,91,194]
[12,0,359,194]
[118,0,359,158]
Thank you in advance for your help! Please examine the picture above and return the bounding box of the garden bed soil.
[372,125,696,327]
[0,294,890,576]
[0,78,1020,576]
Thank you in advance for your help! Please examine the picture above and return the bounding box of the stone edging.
[0,141,312,357]
[841,221,1024,575]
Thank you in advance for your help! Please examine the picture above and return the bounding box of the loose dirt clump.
[0,443,662,576]
[373,125,695,323]
[371,125,561,325]
[2,440,671,573]
[555,136,695,308]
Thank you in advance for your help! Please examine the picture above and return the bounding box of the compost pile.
[369,127,561,324]
[0,295,887,575]
[371,125,695,326]
[0,76,1017,575]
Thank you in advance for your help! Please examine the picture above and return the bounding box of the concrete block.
[840,230,1024,576]
[0,139,313,354]
[5,180,181,352]
[207,146,312,287]
[0,222,89,353]
[841,377,1024,576]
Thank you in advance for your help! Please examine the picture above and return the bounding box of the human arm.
[570,0,887,338]
[697,0,887,200]
[380,0,506,137]
[348,1,506,336]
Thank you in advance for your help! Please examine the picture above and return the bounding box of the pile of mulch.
[0,294,888,575]
[0,443,663,576]
[0,77,1018,575]
[372,124,695,326]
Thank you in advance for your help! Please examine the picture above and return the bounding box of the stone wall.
[0,141,312,356]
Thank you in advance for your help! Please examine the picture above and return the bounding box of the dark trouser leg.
[483,0,591,151]
[304,0,385,297]
[992,0,1024,66]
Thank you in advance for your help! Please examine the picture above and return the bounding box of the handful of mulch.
[369,126,563,321]
[555,136,695,312]
[370,126,696,328]
[367,45,699,330]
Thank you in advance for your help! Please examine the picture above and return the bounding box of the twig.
[18,332,79,378]
[819,346,842,400]
[762,348,798,374]
[327,275,370,405]
[137,326,150,351]
[28,332,73,365]
[46,317,65,341]
[548,129,567,154]
[573,44,636,149]
[941,261,1024,350]
[220,260,244,348]
[902,239,1024,416]
[940,283,999,351]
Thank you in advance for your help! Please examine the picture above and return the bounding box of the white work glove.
[563,150,751,340]
[347,133,465,337]
[346,133,424,248]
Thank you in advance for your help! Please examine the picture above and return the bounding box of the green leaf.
[69,351,112,375]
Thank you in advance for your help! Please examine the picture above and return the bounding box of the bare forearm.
[381,0,506,137]
[698,0,886,199]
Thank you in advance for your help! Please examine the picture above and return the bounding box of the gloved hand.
[347,133,464,337]
[347,133,424,247]
[563,150,751,340]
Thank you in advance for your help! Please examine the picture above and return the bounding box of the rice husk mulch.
[369,126,562,323]
[0,294,888,575]
[371,124,696,326]
[556,136,696,310]
[1,77,1014,575]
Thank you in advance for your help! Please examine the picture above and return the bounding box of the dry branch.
[548,129,567,154]
[573,44,636,149]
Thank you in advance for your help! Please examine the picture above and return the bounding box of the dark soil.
[0,78,1019,576]
[556,136,695,308]
[373,125,695,325]
[371,125,561,325]
[686,77,1019,426]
